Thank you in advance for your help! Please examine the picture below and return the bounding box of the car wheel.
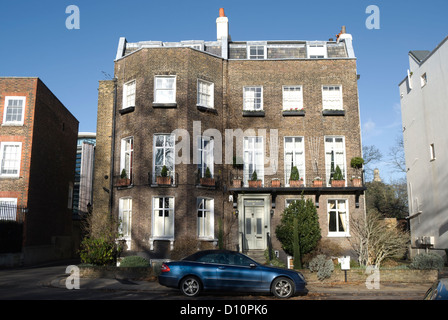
[180,276,201,297]
[271,277,294,298]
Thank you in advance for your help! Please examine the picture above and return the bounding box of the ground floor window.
[327,199,349,236]
[152,197,174,238]
[119,197,132,239]
[0,198,17,220]
[197,198,214,239]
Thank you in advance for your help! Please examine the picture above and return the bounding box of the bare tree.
[362,145,383,181]
[350,210,409,267]
[387,135,406,174]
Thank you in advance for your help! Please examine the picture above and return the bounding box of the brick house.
[93,9,366,263]
[0,77,79,266]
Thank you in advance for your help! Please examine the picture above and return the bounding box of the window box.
[197,105,218,114]
[152,102,177,108]
[156,176,172,185]
[248,180,262,188]
[119,106,135,115]
[199,177,215,186]
[312,179,323,187]
[282,110,305,117]
[271,179,280,188]
[242,110,265,117]
[351,177,362,187]
[322,109,345,116]
[289,179,304,187]
[331,180,345,187]
[116,178,131,187]
[232,179,242,188]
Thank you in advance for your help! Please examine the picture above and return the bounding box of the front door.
[244,200,265,250]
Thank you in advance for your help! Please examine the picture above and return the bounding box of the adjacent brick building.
[93,9,366,264]
[0,77,79,266]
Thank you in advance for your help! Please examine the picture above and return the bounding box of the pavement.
[47,274,432,300]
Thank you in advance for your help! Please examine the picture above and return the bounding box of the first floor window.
[243,87,263,111]
[154,134,175,181]
[328,199,348,236]
[119,198,132,238]
[153,197,174,238]
[197,136,214,178]
[325,136,346,186]
[243,136,264,186]
[154,76,176,103]
[197,79,214,108]
[197,198,214,239]
[0,142,22,177]
[3,96,25,125]
[282,86,303,110]
[284,137,305,185]
[322,85,343,110]
[120,137,133,179]
[0,198,17,221]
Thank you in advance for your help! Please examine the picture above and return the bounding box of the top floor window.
[154,76,176,104]
[322,85,343,110]
[197,79,214,109]
[248,45,266,59]
[3,96,25,125]
[307,42,327,59]
[243,87,263,111]
[123,80,136,109]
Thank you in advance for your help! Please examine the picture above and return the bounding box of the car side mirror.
[249,263,257,268]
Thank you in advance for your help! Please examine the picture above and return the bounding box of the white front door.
[243,199,265,250]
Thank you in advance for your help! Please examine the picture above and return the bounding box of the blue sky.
[1,0,447,182]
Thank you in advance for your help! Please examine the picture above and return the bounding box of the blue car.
[158,250,307,298]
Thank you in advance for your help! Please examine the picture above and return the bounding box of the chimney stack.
[216,8,229,59]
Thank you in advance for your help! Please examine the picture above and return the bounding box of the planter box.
[289,180,304,187]
[351,178,362,187]
[248,180,262,188]
[156,176,172,185]
[331,180,345,187]
[312,180,323,187]
[282,110,305,117]
[200,178,215,186]
[271,180,280,187]
[232,179,242,188]
[115,178,131,187]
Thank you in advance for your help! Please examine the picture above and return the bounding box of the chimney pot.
[219,8,225,17]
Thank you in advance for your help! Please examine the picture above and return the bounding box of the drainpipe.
[109,78,118,214]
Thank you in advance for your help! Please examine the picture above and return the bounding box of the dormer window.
[247,44,266,59]
[307,42,327,59]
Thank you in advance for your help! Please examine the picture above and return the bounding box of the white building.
[398,36,448,260]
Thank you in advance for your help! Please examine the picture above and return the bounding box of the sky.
[1,0,447,183]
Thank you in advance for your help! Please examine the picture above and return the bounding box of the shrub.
[119,256,150,267]
[410,252,444,270]
[333,165,344,180]
[309,254,334,281]
[79,237,121,266]
[290,166,300,181]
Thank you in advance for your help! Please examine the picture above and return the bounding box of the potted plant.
[312,176,323,187]
[271,178,280,188]
[350,157,364,187]
[116,168,131,187]
[331,165,345,187]
[289,166,303,187]
[157,165,172,185]
[200,167,215,186]
[232,156,243,188]
[248,170,262,188]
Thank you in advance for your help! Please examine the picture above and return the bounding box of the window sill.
[197,105,218,114]
[119,106,135,115]
[242,110,265,117]
[322,109,345,116]
[152,102,177,108]
[282,110,305,116]
[2,123,24,126]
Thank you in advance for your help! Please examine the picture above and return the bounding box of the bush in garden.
[79,237,121,266]
[309,254,334,281]
[119,256,150,267]
[409,252,444,270]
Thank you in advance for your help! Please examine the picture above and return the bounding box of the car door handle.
[218,266,226,270]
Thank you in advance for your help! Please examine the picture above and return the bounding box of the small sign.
[339,256,350,270]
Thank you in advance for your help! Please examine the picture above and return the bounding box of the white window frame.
[247,45,266,59]
[243,136,264,186]
[307,42,327,59]
[284,137,306,186]
[152,196,175,239]
[327,199,349,237]
[119,197,132,243]
[243,86,263,111]
[0,198,18,221]
[285,198,300,208]
[197,79,214,109]
[3,96,26,126]
[324,136,346,186]
[282,86,303,110]
[154,75,176,103]
[197,197,214,239]
[322,85,343,110]
[120,137,133,179]
[153,134,175,181]
[0,142,22,178]
[197,136,214,178]
[122,80,136,109]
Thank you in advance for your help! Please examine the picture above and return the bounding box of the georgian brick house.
[93,9,366,263]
